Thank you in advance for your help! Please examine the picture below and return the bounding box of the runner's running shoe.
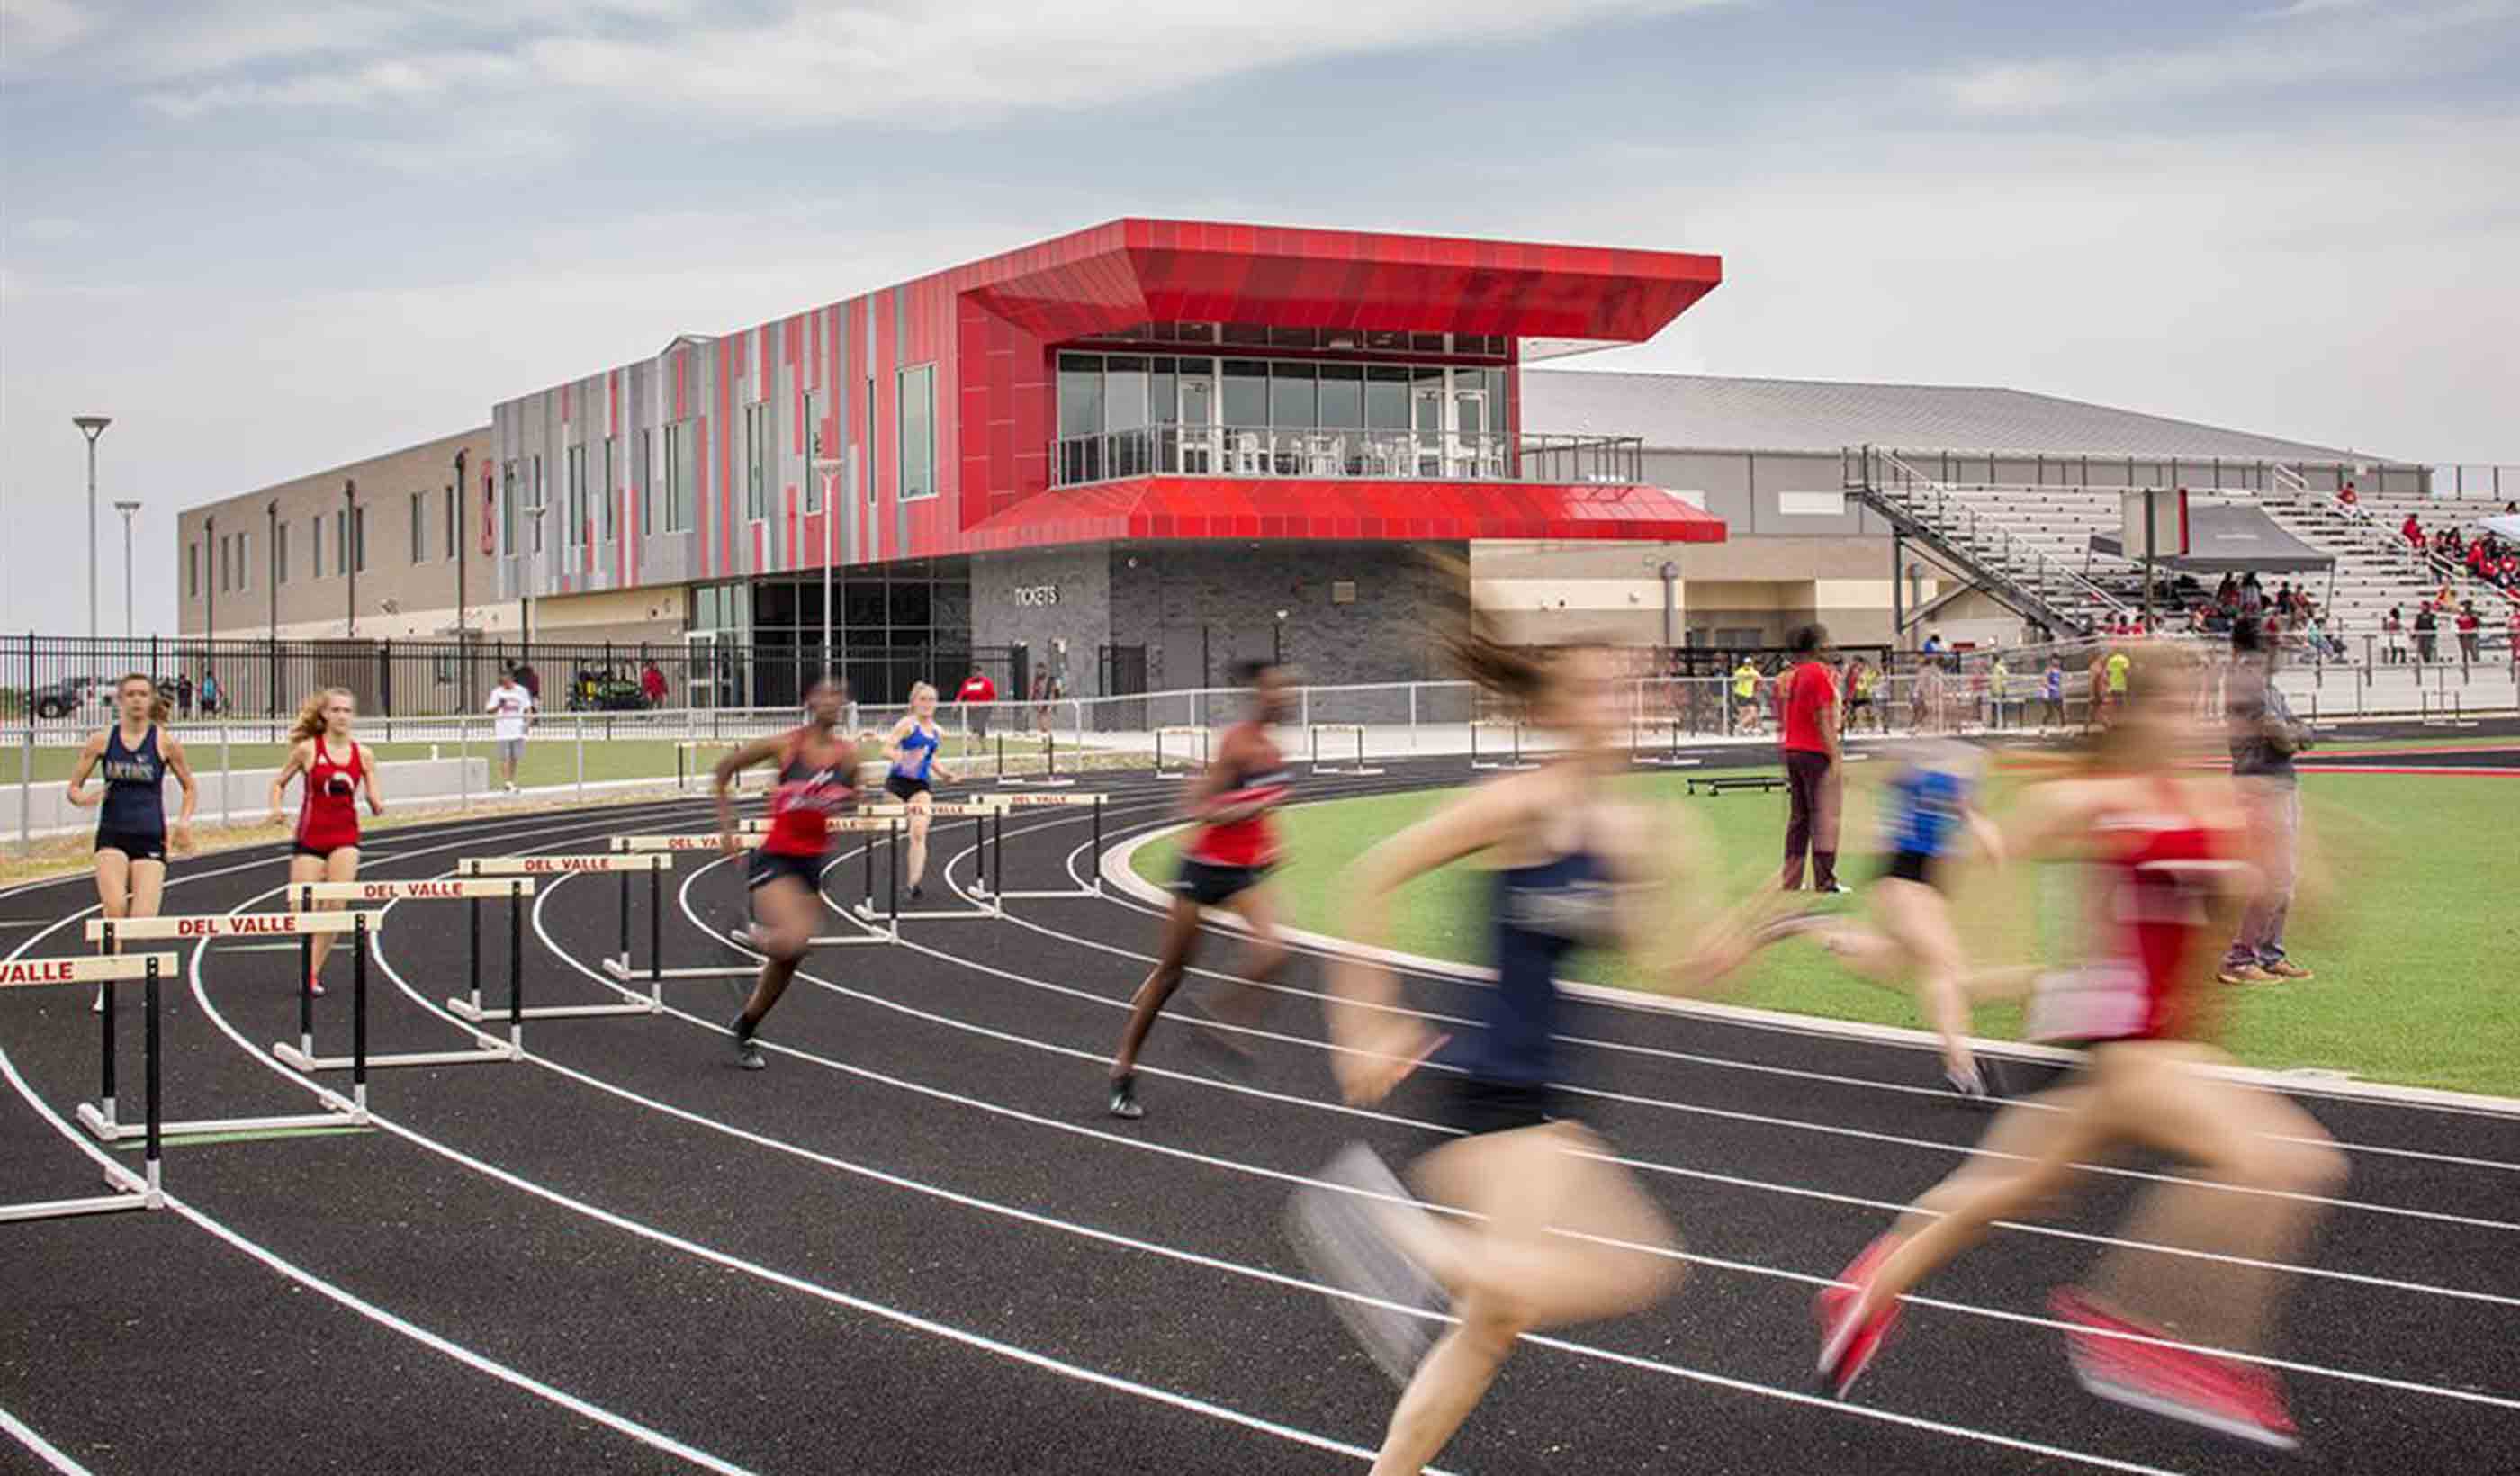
[1107,1072,1144,1120]
[1815,1233,1905,1399]
[2050,1287,2299,1451]
[1287,1144,1450,1386]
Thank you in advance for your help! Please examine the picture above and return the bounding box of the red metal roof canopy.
[962,219,1723,344]
[961,477,1726,552]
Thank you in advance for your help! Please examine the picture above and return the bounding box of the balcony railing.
[1050,426,1643,488]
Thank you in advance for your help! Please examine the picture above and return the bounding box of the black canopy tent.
[2089,501,2336,573]
[2091,500,2337,616]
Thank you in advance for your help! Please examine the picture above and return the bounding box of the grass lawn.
[1137,769,2520,1097]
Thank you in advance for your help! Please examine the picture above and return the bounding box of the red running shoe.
[2050,1288,2300,1451]
[1814,1233,1904,1399]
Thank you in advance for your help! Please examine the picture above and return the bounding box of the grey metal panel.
[1523,369,2390,463]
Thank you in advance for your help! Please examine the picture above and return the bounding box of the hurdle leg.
[508,880,525,1050]
[616,867,631,976]
[1092,795,1104,893]
[143,956,163,1204]
[649,864,664,1005]
[352,914,369,1113]
[466,894,484,1016]
[296,914,315,1062]
[97,921,118,1130]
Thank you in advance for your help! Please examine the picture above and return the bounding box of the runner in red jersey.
[711,677,861,1071]
[266,688,386,995]
[1816,654,2344,1450]
[1106,660,1296,1119]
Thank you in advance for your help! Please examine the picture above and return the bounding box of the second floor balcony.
[1052,426,1644,489]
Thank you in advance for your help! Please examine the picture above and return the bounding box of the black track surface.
[4,767,2516,1475]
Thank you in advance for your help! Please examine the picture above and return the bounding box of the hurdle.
[996,729,1076,788]
[454,853,671,1021]
[2419,688,2475,728]
[272,879,524,1075]
[802,815,904,945]
[856,801,1004,921]
[606,832,778,977]
[1308,723,1385,777]
[1629,714,1704,769]
[677,740,751,792]
[982,791,1107,902]
[1156,725,1210,779]
[7,952,177,1219]
[1470,719,1537,771]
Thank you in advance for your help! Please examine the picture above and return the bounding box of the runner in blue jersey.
[1772,738,2016,1101]
[66,675,198,1009]
[880,680,957,900]
[1286,617,1782,1475]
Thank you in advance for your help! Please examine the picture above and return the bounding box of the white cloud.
[1937,0,2517,116]
[133,0,1730,125]
[0,0,94,61]
[10,214,86,241]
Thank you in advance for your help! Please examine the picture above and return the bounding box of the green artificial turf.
[1138,770,2519,1096]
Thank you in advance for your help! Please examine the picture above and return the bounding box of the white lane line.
[507,869,2520,1417]
[181,876,1443,1472]
[0,1407,93,1476]
[666,849,2520,1319]
[0,875,760,1476]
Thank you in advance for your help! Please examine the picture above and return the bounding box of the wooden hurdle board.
[6,953,184,1221]
[84,910,386,942]
[291,877,542,902]
[460,853,670,877]
[1,951,181,989]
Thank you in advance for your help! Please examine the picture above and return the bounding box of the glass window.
[1221,360,1268,428]
[1318,364,1364,429]
[1364,330,1406,352]
[803,391,824,512]
[667,422,695,531]
[1409,332,1445,353]
[1488,370,1511,436]
[638,431,654,535]
[313,515,324,579]
[410,491,424,563]
[240,531,252,591]
[1268,327,1317,350]
[1148,358,1177,425]
[1220,323,1269,346]
[353,505,366,572]
[888,578,932,627]
[1270,362,1317,428]
[898,364,935,500]
[276,521,290,585]
[337,508,349,573]
[1365,366,1410,429]
[531,455,544,554]
[1058,354,1102,438]
[187,542,197,598]
[500,460,518,553]
[842,579,886,628]
[1103,356,1148,431]
[600,436,616,540]
[744,402,767,521]
[566,444,586,545]
[1174,322,1215,343]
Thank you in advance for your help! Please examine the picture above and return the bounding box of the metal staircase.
[1842,446,2128,634]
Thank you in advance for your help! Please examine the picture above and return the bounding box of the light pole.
[113,500,141,639]
[812,454,845,680]
[453,449,469,643]
[343,478,358,636]
[74,415,112,639]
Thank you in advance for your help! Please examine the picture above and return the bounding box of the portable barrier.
[996,730,1076,788]
[2419,688,2476,728]
[6,952,179,1220]
[1308,724,1385,777]
[1629,715,1704,769]
[1156,726,1210,778]
[612,820,903,964]
[454,853,672,1022]
[1469,719,1537,771]
[272,878,526,1074]
[981,791,1107,902]
[801,815,904,946]
[855,802,1003,921]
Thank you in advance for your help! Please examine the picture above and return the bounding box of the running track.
[3,763,2516,1474]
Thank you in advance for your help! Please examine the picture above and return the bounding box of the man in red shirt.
[2454,601,2482,663]
[956,664,997,739]
[1778,623,1845,892]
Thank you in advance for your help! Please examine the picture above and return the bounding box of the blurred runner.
[713,678,860,1072]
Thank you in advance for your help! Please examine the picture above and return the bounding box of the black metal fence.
[2,634,1023,725]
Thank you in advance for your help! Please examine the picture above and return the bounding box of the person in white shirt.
[484,670,536,792]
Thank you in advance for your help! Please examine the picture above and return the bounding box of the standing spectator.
[515,662,541,702]
[199,670,224,716]
[1731,654,1762,735]
[956,663,997,739]
[484,666,536,794]
[2220,617,2314,985]
[2455,601,2482,662]
[1778,624,1844,894]
[1988,651,2012,730]
[2401,512,2425,554]
[639,658,669,708]
[2103,645,2132,724]
[2213,572,2238,610]
[2382,607,2406,664]
[1922,630,1944,656]
[2237,572,2264,618]
[2040,654,2066,728]
[1845,657,1878,734]
[2414,603,2439,663]
[174,671,194,719]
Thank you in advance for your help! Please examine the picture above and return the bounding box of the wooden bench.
[1687,774,1786,796]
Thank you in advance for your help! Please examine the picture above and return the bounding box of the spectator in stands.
[2220,617,2314,986]
[2083,648,2110,733]
[2402,512,2425,553]
[2499,551,2519,590]
[2435,580,2458,611]
[2041,654,2066,728]
[639,659,668,708]
[2336,481,2364,520]
[1778,624,1844,894]
[2455,601,2482,662]
[2414,603,2439,662]
[2214,572,2239,610]
[2382,607,2407,664]
[1922,631,1944,656]
[2238,571,2264,617]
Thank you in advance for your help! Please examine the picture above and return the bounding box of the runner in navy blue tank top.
[68,675,198,1007]
[1286,623,1783,1475]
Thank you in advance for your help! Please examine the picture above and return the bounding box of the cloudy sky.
[4,0,2515,635]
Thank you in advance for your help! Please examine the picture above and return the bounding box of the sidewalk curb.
[1101,823,2520,1120]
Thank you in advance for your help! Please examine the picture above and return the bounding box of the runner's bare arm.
[712,734,787,843]
[160,735,199,848]
[359,742,388,815]
[880,716,916,769]
[267,740,311,828]
[64,734,106,807]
